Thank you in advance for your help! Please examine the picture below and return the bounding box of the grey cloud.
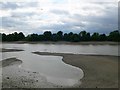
[0,2,38,10]
[11,12,34,18]
[71,4,117,34]
[1,1,118,35]
[37,20,85,33]
[51,9,70,15]
[1,16,27,30]
[0,2,19,10]
[17,2,38,8]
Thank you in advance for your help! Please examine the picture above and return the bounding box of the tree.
[18,32,25,41]
[86,32,91,41]
[38,35,44,41]
[57,31,63,41]
[91,32,99,41]
[1,30,120,42]
[67,32,73,41]
[108,30,120,41]
[72,34,79,42]
[26,34,39,41]
[52,33,58,41]
[0,33,2,41]
[79,31,87,41]
[63,33,68,41]
[13,32,19,41]
[2,33,6,41]
[99,34,107,41]
[43,31,52,41]
[6,34,14,41]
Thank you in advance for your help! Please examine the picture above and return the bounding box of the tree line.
[0,30,120,42]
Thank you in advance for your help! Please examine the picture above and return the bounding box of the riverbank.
[0,49,80,88]
[1,58,68,88]
[0,48,118,88]
[33,52,118,88]
[1,41,119,45]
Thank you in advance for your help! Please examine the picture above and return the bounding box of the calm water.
[1,43,119,86]
[2,43,119,56]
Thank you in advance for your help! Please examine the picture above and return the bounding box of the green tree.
[43,31,52,41]
[86,32,91,41]
[18,32,25,41]
[91,32,99,41]
[6,34,14,41]
[57,31,63,41]
[99,34,107,41]
[2,33,6,41]
[63,33,68,41]
[108,30,120,41]
[0,33,2,41]
[38,35,44,41]
[72,34,79,42]
[13,32,19,41]
[26,34,39,41]
[79,31,87,41]
[1,30,120,42]
[67,32,73,41]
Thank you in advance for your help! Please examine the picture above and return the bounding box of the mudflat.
[1,58,64,88]
[33,52,118,88]
[0,48,24,52]
[0,47,118,88]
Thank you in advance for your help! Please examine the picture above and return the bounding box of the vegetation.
[0,30,120,42]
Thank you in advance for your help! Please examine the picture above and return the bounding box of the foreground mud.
[33,52,118,88]
[1,58,79,88]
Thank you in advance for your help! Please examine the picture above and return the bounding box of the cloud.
[51,9,69,15]
[0,0,118,35]
[0,2,38,10]
[0,2,19,10]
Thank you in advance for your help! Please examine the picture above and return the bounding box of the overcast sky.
[0,0,118,35]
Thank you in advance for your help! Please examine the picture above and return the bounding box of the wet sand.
[33,52,118,88]
[0,58,22,67]
[0,48,24,52]
[1,58,65,88]
[0,48,118,88]
[0,49,60,88]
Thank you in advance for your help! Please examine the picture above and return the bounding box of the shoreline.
[0,48,24,52]
[33,52,118,88]
[1,58,61,88]
[1,41,119,45]
[1,48,119,88]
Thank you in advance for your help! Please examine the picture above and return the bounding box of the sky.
[0,0,118,35]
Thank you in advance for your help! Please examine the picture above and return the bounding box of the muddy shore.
[1,41,119,45]
[33,52,118,88]
[1,58,66,88]
[0,48,24,52]
[0,48,118,88]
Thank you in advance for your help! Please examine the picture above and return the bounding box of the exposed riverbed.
[0,43,119,88]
